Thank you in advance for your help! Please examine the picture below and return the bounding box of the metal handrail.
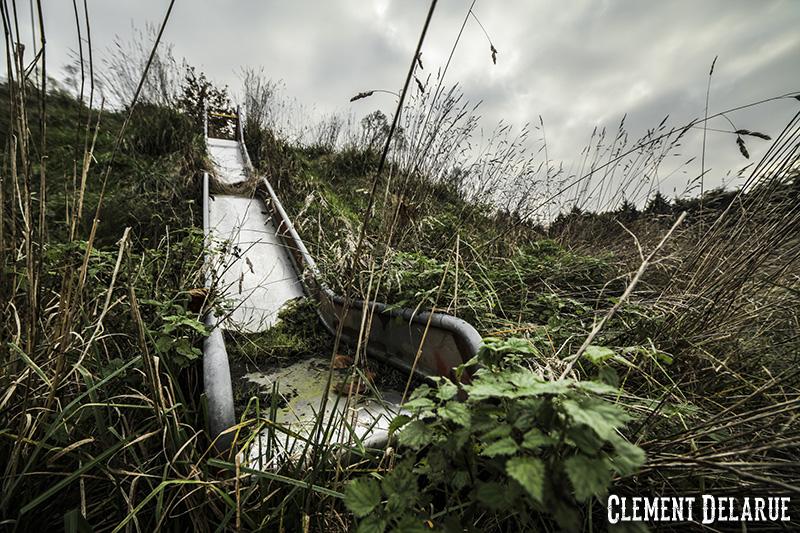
[202,101,235,450]
[202,169,235,451]
[210,111,238,119]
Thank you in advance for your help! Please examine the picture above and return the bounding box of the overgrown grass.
[2,8,799,530]
[245,74,800,530]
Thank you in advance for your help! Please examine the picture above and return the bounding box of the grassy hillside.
[0,81,215,531]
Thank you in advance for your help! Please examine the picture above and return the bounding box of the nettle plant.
[143,298,209,368]
[345,337,645,532]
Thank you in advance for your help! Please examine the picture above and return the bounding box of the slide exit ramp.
[201,108,482,457]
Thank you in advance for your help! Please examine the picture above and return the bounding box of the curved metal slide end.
[258,168,484,379]
[203,309,236,452]
[319,291,482,380]
[432,312,483,362]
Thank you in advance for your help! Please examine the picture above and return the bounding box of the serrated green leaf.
[344,478,381,518]
[439,401,470,426]
[436,381,458,401]
[481,336,539,358]
[388,414,411,439]
[584,345,615,364]
[508,371,542,389]
[408,384,432,400]
[403,397,436,411]
[609,438,646,476]
[566,425,604,454]
[561,398,630,441]
[564,455,612,501]
[163,314,208,335]
[482,436,519,457]
[482,424,511,440]
[514,379,571,397]
[382,464,418,513]
[398,420,432,449]
[471,408,504,433]
[506,456,545,503]
[464,380,513,400]
[521,428,555,450]
[356,514,387,533]
[155,335,172,353]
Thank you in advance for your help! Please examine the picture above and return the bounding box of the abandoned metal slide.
[201,108,482,464]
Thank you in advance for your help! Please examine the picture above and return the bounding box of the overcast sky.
[7,0,800,210]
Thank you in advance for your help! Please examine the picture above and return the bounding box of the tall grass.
[246,58,800,530]
[2,1,799,531]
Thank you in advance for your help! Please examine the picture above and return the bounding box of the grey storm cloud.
[7,0,799,207]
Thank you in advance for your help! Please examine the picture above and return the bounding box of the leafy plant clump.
[225,297,329,366]
[345,338,645,531]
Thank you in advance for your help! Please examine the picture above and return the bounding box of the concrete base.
[245,359,404,469]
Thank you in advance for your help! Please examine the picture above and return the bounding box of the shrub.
[345,338,645,531]
[125,103,194,157]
